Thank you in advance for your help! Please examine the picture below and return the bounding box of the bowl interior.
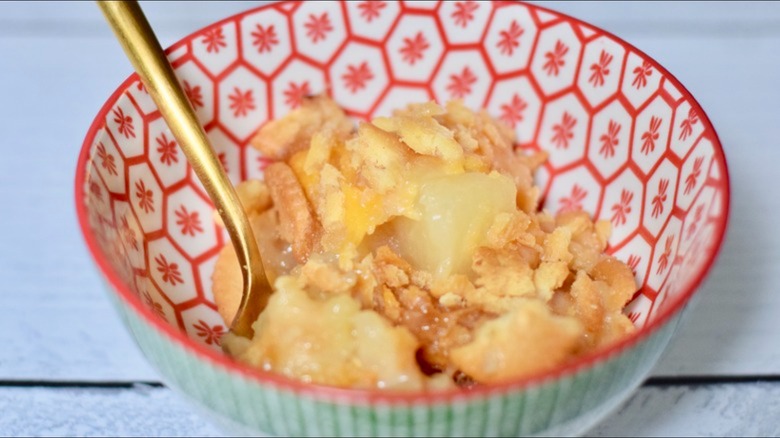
[78,1,728,359]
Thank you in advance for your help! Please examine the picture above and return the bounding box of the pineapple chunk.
[393,171,517,278]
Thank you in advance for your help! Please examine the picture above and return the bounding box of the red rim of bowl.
[74,0,731,404]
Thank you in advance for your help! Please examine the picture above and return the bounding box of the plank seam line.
[644,375,780,387]
[0,380,165,389]
[1,376,779,389]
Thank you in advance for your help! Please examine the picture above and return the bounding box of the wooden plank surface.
[589,381,780,437]
[0,382,777,437]
[0,1,778,436]
[0,385,222,437]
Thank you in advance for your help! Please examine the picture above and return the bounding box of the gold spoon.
[98,0,271,338]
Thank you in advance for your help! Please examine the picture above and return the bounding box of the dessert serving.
[76,1,730,435]
[212,95,637,390]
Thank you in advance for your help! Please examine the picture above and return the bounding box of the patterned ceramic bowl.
[75,1,730,436]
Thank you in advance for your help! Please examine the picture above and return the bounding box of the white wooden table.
[1,1,778,436]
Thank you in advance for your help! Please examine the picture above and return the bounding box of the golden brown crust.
[299,257,356,297]
[450,300,582,384]
[570,270,606,342]
[250,95,354,161]
[215,95,639,390]
[212,242,242,327]
[590,255,638,313]
[264,162,321,263]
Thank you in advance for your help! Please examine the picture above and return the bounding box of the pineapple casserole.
[212,95,637,391]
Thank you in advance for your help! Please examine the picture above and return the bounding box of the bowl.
[75,1,730,436]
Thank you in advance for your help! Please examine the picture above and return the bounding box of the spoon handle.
[98,0,270,337]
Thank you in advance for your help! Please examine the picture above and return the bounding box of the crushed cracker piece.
[543,227,573,264]
[250,95,353,161]
[450,300,582,383]
[372,109,464,164]
[570,270,606,341]
[590,256,637,312]
[534,261,569,302]
[439,292,465,308]
[264,162,321,262]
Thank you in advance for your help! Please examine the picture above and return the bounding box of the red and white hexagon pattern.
[80,1,729,349]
